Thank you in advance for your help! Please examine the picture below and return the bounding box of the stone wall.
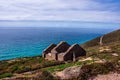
[45,53,56,60]
[43,41,86,61]
[43,44,56,58]
[58,53,64,61]
[64,44,86,61]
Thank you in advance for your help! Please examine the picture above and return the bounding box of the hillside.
[81,29,120,48]
[0,29,120,80]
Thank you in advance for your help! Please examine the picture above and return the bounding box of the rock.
[55,66,82,79]
[111,53,119,56]
[99,46,111,53]
[79,57,92,62]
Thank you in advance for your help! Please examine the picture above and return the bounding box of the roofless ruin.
[42,41,86,61]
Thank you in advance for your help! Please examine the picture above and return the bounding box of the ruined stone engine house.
[42,41,86,61]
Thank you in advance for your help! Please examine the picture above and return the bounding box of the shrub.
[15,66,31,73]
[71,61,120,80]
[41,61,64,68]
[38,70,55,80]
[0,73,12,79]
[10,65,19,73]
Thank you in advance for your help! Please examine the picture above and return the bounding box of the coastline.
[0,29,120,80]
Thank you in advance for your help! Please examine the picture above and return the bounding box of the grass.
[85,41,120,61]
[43,63,77,73]
[81,29,120,48]
[73,61,120,80]
[0,41,119,79]
[0,73,13,79]
[0,56,64,75]
[42,60,94,73]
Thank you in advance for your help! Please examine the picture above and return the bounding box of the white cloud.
[0,0,120,23]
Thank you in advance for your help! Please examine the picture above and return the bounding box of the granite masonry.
[42,41,86,61]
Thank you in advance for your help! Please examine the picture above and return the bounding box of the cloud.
[0,0,120,23]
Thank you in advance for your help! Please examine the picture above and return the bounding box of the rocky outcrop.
[55,66,82,79]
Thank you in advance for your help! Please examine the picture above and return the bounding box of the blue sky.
[0,0,120,28]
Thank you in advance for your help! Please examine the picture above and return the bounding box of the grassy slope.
[43,41,120,74]
[81,29,120,48]
[0,56,64,79]
[82,29,120,60]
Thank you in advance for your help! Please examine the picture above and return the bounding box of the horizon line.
[0,20,120,24]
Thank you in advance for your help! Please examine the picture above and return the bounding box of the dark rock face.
[42,41,86,61]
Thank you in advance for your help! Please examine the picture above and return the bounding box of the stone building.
[42,41,86,61]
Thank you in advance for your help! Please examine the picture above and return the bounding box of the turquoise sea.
[0,27,114,61]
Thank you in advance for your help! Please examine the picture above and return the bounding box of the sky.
[0,0,120,28]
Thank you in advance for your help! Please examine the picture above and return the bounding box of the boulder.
[55,66,82,79]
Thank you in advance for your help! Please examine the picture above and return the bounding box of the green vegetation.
[84,41,120,62]
[0,56,64,77]
[37,70,55,80]
[73,61,120,80]
[43,60,94,73]
[0,73,12,79]
[82,29,120,48]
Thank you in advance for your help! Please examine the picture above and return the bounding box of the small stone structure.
[42,41,86,61]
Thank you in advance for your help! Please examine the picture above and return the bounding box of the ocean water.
[0,27,113,61]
